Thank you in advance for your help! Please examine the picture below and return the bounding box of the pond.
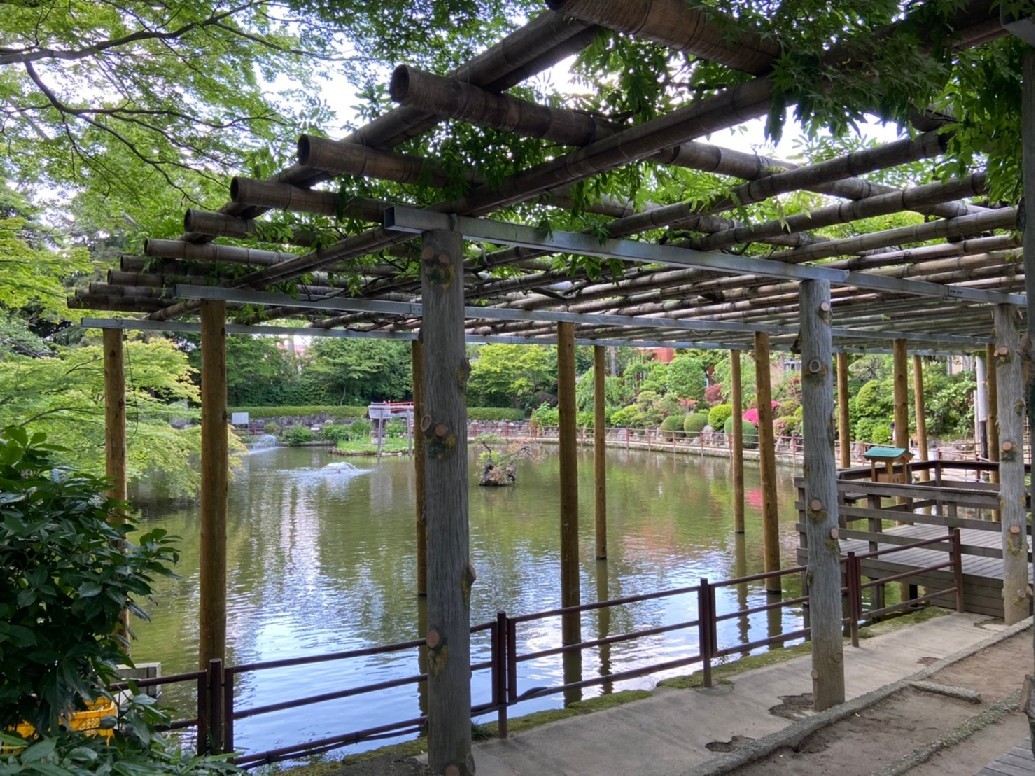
[131,444,802,758]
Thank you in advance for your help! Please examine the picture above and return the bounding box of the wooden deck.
[796,462,1032,620]
[976,742,1034,775]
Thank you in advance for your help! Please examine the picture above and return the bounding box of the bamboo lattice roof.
[72,0,1029,354]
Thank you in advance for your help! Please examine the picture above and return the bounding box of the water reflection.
[131,446,802,758]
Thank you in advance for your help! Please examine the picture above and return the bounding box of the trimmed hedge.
[233,405,525,422]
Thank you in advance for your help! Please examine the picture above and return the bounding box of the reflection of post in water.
[767,587,784,646]
[563,648,583,707]
[596,559,612,695]
[417,596,428,718]
[734,535,750,656]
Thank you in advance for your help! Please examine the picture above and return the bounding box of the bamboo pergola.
[69,2,1035,772]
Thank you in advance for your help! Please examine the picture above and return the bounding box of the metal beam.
[384,206,1026,306]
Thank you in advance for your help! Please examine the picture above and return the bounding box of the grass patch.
[334,438,411,456]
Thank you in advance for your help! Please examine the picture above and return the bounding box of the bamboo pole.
[754,332,781,592]
[412,340,428,596]
[558,322,582,644]
[731,349,745,534]
[547,0,778,73]
[913,355,930,482]
[420,230,473,775]
[986,343,1000,483]
[799,280,845,710]
[993,305,1029,625]
[593,345,607,560]
[199,300,228,670]
[836,352,851,468]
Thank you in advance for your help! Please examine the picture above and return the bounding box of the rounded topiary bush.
[683,412,710,436]
[660,414,688,440]
[707,403,732,430]
[724,417,759,449]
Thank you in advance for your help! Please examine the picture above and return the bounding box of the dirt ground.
[730,628,1033,776]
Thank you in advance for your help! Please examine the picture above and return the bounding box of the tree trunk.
[799,280,845,711]
[836,352,851,468]
[420,230,474,775]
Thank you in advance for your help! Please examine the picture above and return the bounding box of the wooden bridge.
[796,460,1031,619]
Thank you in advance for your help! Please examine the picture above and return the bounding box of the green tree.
[299,338,412,405]
[666,353,708,403]
[0,337,204,495]
[467,344,556,410]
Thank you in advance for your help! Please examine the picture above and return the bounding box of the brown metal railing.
[125,534,963,767]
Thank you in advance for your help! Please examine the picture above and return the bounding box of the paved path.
[467,613,1015,776]
[976,742,1034,776]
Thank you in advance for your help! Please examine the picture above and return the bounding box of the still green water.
[131,445,801,757]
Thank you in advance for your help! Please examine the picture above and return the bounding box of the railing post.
[196,670,210,756]
[223,668,235,756]
[846,553,861,648]
[698,580,713,688]
[206,658,224,754]
[951,528,965,613]
[506,619,518,704]
[495,611,509,739]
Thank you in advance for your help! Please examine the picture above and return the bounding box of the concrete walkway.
[466,613,1016,776]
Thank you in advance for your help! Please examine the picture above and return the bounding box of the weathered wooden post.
[912,355,930,482]
[754,332,781,592]
[413,340,428,596]
[199,300,228,672]
[993,305,1030,625]
[836,352,851,469]
[558,322,582,645]
[799,281,845,711]
[892,339,909,452]
[420,229,474,776]
[594,345,608,560]
[986,343,1000,484]
[103,327,130,642]
[731,349,745,534]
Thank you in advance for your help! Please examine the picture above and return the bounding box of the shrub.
[468,407,525,421]
[683,412,710,435]
[345,419,372,440]
[318,424,351,443]
[280,425,316,445]
[385,419,407,438]
[609,404,645,428]
[530,403,559,428]
[660,414,687,440]
[262,421,280,435]
[724,417,759,449]
[707,403,732,430]
[0,427,178,735]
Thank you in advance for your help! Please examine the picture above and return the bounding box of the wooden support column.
[913,355,930,482]
[199,300,228,670]
[836,352,851,469]
[558,322,582,644]
[986,343,1000,485]
[754,332,781,592]
[412,340,428,596]
[420,229,473,776]
[593,345,607,560]
[994,305,1030,624]
[892,339,909,451]
[1021,48,1035,736]
[799,281,845,711]
[731,349,745,534]
[103,328,130,643]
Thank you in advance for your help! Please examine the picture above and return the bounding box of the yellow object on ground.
[9,698,117,744]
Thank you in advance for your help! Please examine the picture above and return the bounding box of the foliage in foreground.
[0,427,178,734]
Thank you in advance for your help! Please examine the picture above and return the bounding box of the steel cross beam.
[170,285,991,349]
[383,205,1025,307]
